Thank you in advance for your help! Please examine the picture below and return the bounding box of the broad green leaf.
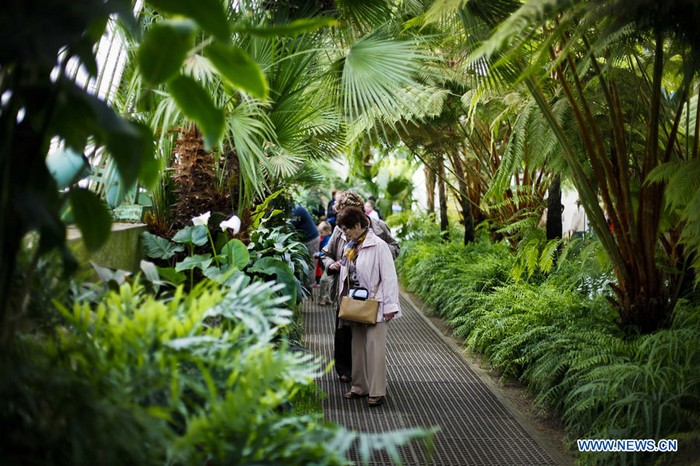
[147,0,229,42]
[231,18,338,37]
[220,238,250,269]
[175,254,213,272]
[105,119,154,189]
[133,122,160,189]
[138,19,196,84]
[85,16,109,44]
[172,225,208,246]
[203,265,246,286]
[157,266,186,285]
[52,80,95,151]
[249,256,296,304]
[72,36,99,77]
[167,75,225,149]
[68,188,111,251]
[206,42,268,100]
[142,232,184,259]
[91,261,131,284]
[251,189,285,228]
[139,260,161,283]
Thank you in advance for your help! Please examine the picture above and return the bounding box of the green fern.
[400,235,699,465]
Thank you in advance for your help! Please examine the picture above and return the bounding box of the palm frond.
[339,34,436,128]
[224,99,276,203]
[335,0,392,34]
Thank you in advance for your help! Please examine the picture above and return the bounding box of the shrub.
[397,239,513,321]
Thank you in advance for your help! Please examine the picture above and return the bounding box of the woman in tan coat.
[321,191,399,383]
[335,207,401,407]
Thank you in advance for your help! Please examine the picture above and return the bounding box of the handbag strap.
[345,272,381,298]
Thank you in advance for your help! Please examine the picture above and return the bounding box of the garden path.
[303,290,567,465]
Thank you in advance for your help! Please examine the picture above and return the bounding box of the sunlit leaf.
[147,0,230,42]
[206,42,268,100]
[167,75,225,149]
[138,19,196,84]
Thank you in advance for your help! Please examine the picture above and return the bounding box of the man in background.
[291,204,320,285]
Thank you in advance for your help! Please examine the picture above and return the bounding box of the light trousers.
[349,321,388,397]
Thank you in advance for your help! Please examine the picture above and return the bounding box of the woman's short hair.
[335,191,364,212]
[337,207,369,229]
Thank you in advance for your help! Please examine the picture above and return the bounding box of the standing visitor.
[365,201,379,220]
[568,199,587,239]
[368,195,382,219]
[291,204,320,286]
[315,221,332,305]
[336,207,400,407]
[322,191,399,383]
[326,190,338,229]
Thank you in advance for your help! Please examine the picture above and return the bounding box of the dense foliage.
[395,214,700,465]
[0,274,433,465]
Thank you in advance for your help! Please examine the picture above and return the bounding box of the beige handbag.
[338,277,380,325]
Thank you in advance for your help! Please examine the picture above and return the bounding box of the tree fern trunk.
[425,164,436,214]
[437,157,449,240]
[546,173,562,240]
[447,146,474,244]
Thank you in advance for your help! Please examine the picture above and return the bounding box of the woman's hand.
[384,312,397,322]
[328,261,341,272]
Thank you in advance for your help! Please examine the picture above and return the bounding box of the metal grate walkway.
[302,291,565,465]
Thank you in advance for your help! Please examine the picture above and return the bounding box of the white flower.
[192,211,211,226]
[220,215,241,234]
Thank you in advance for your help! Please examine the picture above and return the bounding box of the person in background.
[336,207,400,407]
[322,191,399,383]
[568,199,587,239]
[291,204,320,287]
[315,221,332,304]
[367,195,382,219]
[364,201,379,220]
[326,190,338,229]
[311,201,325,221]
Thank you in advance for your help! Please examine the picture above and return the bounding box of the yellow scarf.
[343,228,369,263]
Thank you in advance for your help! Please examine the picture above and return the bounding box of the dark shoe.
[339,374,351,383]
[368,396,385,407]
[344,391,368,399]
